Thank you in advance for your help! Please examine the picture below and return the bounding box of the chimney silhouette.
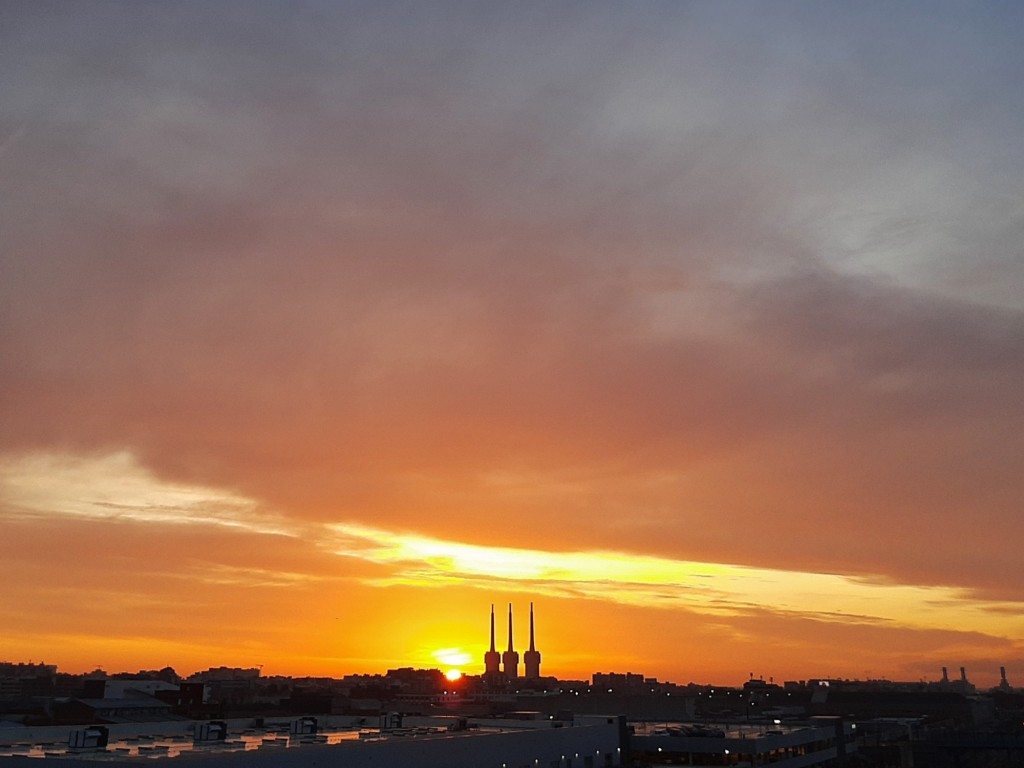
[501,603,519,679]
[483,604,500,676]
[523,602,541,679]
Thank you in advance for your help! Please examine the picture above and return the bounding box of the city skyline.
[1,652,1013,691]
[2,2,1023,688]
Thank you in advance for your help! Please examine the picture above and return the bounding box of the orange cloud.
[3,450,1021,685]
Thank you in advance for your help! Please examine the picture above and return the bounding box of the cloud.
[6,448,1022,639]
[326,522,1024,641]
[0,451,294,536]
[1,1,1023,680]
[2,450,1021,683]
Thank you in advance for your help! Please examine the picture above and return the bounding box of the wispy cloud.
[327,523,1024,639]
[5,450,1022,646]
[175,563,326,589]
[0,452,295,537]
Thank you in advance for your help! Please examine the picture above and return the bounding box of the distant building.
[51,694,177,724]
[101,679,181,699]
[502,604,520,679]
[523,603,542,680]
[996,666,1013,691]
[188,667,261,682]
[0,662,57,698]
[632,717,857,767]
[592,672,646,693]
[483,604,501,679]
[186,667,261,706]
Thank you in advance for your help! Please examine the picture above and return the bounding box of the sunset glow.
[432,649,474,669]
[2,1,1023,689]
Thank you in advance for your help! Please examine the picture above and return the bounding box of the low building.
[632,717,857,767]
[0,713,625,768]
[51,695,178,725]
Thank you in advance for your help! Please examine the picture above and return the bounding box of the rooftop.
[0,720,463,762]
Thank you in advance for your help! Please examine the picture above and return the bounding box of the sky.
[1,1,1023,688]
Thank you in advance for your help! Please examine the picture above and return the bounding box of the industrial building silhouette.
[484,603,541,681]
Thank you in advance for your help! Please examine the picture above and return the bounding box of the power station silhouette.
[484,603,541,681]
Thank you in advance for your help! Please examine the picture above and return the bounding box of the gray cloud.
[2,1,1023,599]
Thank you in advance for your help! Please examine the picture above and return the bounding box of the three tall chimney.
[484,602,541,680]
